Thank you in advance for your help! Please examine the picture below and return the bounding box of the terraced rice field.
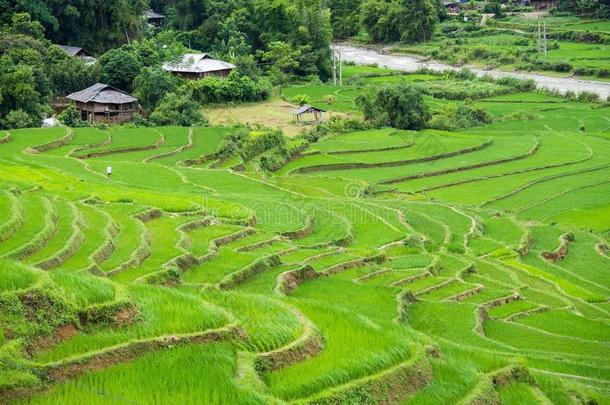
[1,79,610,404]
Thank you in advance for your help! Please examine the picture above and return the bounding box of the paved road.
[339,45,610,99]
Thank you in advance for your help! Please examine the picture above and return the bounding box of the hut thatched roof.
[66,83,137,104]
[294,104,326,115]
[162,53,235,74]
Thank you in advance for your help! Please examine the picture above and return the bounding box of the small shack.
[293,105,325,125]
[66,83,138,124]
[162,53,236,79]
[144,9,166,26]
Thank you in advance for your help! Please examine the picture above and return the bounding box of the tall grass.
[22,344,264,405]
[0,259,38,291]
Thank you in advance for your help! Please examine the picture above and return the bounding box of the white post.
[332,45,337,86]
[537,20,541,55]
[339,45,343,86]
[543,21,547,58]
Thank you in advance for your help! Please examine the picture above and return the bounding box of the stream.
[338,45,610,99]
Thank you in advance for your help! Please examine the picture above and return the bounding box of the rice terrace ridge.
[0,1,609,404]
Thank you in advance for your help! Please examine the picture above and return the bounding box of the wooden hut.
[144,9,166,27]
[66,83,138,124]
[294,105,325,125]
[162,53,236,79]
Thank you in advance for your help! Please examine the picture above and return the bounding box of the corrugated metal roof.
[66,83,137,104]
[144,9,165,19]
[294,104,326,114]
[58,45,84,57]
[162,53,236,74]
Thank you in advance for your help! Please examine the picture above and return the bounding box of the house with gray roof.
[66,83,138,124]
[162,53,236,79]
[56,45,97,66]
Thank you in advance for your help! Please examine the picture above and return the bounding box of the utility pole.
[543,21,547,58]
[338,45,343,87]
[537,20,541,55]
[332,45,337,86]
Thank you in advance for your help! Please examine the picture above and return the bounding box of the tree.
[0,56,50,129]
[402,0,438,43]
[289,0,333,80]
[133,67,178,112]
[258,41,301,85]
[150,91,207,127]
[98,47,143,92]
[46,46,99,95]
[7,12,45,39]
[327,0,362,38]
[356,83,430,130]
[360,0,438,43]
[360,0,396,42]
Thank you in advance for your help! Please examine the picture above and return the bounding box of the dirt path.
[338,45,610,99]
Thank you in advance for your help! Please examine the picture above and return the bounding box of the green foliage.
[0,13,100,128]
[429,102,493,130]
[216,126,287,167]
[133,67,178,112]
[328,0,362,38]
[483,0,504,17]
[0,55,50,129]
[150,91,207,127]
[0,0,147,54]
[98,47,143,92]
[184,72,271,105]
[360,0,438,43]
[357,83,430,129]
[7,12,45,40]
[291,94,310,106]
[57,103,85,127]
[4,109,36,129]
[2,286,77,338]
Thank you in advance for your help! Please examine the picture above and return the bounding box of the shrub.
[577,91,600,103]
[57,103,86,127]
[500,111,542,121]
[184,72,272,105]
[356,83,430,130]
[495,76,536,92]
[216,126,287,164]
[441,23,462,34]
[454,102,493,127]
[418,79,507,99]
[150,92,207,127]
[291,94,310,106]
[3,109,36,129]
[429,102,492,130]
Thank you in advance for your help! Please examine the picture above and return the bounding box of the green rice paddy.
[1,70,609,404]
